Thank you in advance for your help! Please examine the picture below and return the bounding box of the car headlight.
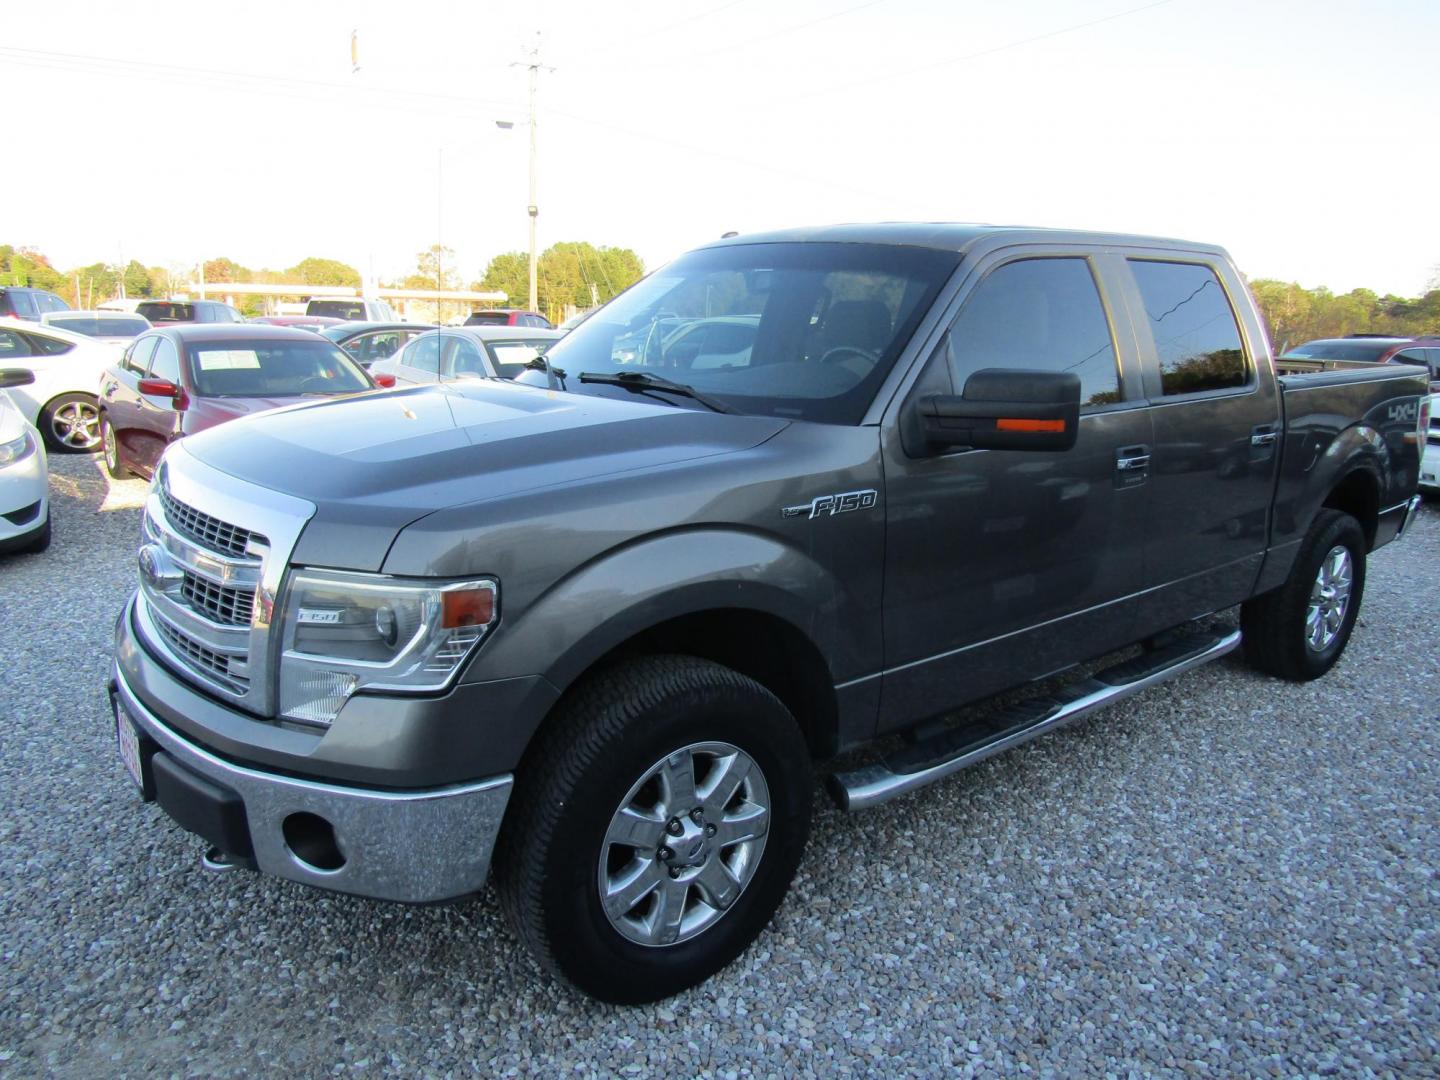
[0,430,36,467]
[276,569,498,725]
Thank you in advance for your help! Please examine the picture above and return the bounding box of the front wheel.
[1241,509,1366,681]
[495,655,812,1004]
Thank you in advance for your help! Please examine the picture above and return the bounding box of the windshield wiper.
[577,371,736,414]
[524,355,566,388]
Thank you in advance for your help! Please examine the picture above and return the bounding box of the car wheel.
[1241,509,1366,681]
[100,416,132,480]
[40,393,101,453]
[495,655,812,1004]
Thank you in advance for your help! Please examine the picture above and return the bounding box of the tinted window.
[24,332,74,356]
[41,293,68,313]
[137,302,195,323]
[308,299,367,320]
[124,337,158,375]
[340,330,409,365]
[946,258,1120,407]
[149,338,181,382]
[465,312,508,326]
[1129,260,1248,396]
[0,329,32,359]
[187,340,371,397]
[1280,340,1400,362]
[47,316,149,338]
[6,291,38,317]
[404,335,441,374]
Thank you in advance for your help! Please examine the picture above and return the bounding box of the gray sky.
[5,0,1438,295]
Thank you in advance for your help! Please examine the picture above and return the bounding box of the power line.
[745,0,1181,107]
[576,0,757,57]
[681,0,889,62]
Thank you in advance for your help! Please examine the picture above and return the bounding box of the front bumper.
[0,436,48,546]
[111,662,513,903]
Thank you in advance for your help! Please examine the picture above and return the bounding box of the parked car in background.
[1,286,69,322]
[98,324,391,480]
[249,315,344,332]
[1280,335,1430,367]
[136,300,245,326]
[40,310,151,344]
[320,321,433,368]
[557,309,596,332]
[0,370,50,554]
[305,297,398,322]
[370,326,563,385]
[464,308,553,328]
[0,322,121,451]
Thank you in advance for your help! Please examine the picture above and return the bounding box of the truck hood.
[180,380,789,570]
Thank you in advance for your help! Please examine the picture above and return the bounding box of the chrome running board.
[830,627,1241,811]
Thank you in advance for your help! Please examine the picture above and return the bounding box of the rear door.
[880,248,1155,728]
[131,336,185,474]
[102,334,158,461]
[1115,255,1281,630]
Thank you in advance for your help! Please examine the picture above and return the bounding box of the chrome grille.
[155,616,249,690]
[181,571,255,626]
[161,484,261,558]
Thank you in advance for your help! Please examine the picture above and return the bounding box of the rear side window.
[5,291,38,317]
[1129,261,1249,396]
[946,257,1121,407]
[466,312,508,326]
[0,328,32,358]
[23,332,74,356]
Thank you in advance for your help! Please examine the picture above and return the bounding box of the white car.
[40,309,152,345]
[1422,392,1439,495]
[0,370,50,555]
[370,326,563,386]
[0,321,122,452]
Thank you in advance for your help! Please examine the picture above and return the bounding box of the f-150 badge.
[782,488,879,519]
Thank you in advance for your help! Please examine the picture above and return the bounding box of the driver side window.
[946,258,1121,408]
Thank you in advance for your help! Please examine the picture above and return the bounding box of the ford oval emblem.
[138,543,182,592]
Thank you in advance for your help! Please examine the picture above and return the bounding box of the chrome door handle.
[1117,454,1151,470]
[1251,431,1278,447]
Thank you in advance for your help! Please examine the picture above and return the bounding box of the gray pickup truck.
[108,225,1429,1003]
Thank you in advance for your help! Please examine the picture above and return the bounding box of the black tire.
[495,655,812,1004]
[1241,509,1366,681]
[100,415,132,480]
[38,392,101,453]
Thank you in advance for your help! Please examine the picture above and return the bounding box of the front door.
[880,252,1154,731]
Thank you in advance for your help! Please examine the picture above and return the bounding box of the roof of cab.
[701,222,1226,256]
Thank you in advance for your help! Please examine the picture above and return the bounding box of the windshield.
[49,316,148,338]
[488,339,554,379]
[533,242,958,424]
[1281,340,1402,361]
[186,340,372,397]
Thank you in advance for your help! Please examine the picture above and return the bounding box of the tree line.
[5,241,1435,343]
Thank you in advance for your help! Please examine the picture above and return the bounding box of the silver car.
[370,326,563,386]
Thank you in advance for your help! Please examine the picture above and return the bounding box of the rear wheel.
[100,415,132,480]
[495,655,812,1004]
[39,393,100,453]
[1241,509,1366,681]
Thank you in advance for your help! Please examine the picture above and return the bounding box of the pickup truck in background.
[107,225,1430,1003]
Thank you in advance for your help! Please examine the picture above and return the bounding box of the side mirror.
[0,368,36,389]
[918,368,1081,452]
[373,373,397,388]
[138,378,179,398]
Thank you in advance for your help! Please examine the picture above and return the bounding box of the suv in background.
[305,297,397,322]
[1,287,69,322]
[136,300,245,326]
[464,308,552,328]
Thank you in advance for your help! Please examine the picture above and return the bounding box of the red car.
[463,308,553,328]
[97,324,394,480]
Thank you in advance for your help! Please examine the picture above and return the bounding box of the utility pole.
[519,36,551,315]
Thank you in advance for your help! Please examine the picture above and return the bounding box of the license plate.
[115,700,144,792]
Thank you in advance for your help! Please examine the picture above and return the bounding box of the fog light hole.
[282,812,346,872]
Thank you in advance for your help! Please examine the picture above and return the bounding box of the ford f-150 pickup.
[108,224,1430,1003]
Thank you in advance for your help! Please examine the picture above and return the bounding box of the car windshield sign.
[535,242,958,425]
[187,340,372,397]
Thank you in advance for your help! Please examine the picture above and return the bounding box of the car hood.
[180,380,789,570]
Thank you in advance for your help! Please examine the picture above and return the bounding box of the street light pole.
[526,44,540,315]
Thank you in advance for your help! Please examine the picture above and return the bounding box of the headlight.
[276,569,498,725]
[0,430,36,467]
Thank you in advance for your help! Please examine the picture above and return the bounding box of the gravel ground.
[1,453,1437,1078]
